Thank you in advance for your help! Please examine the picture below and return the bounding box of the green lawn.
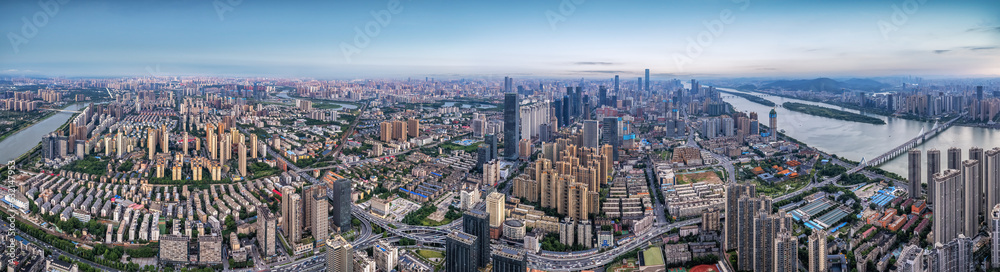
[642,246,664,266]
[417,249,445,259]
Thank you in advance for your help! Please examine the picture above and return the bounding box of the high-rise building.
[303,185,324,234]
[583,120,599,149]
[602,117,620,161]
[963,160,981,235]
[987,148,1000,214]
[971,147,986,215]
[250,133,258,158]
[808,231,828,272]
[407,118,420,137]
[613,75,619,99]
[486,192,506,228]
[373,240,398,272]
[928,148,941,204]
[492,246,527,272]
[331,178,352,231]
[446,231,479,272]
[773,232,798,272]
[257,206,277,256]
[737,195,771,271]
[933,234,973,272]
[485,134,498,161]
[147,128,157,159]
[769,108,778,142]
[281,186,301,244]
[463,210,491,268]
[934,169,964,245]
[326,235,353,272]
[753,211,790,272]
[991,204,1000,268]
[644,69,650,92]
[238,143,247,177]
[504,93,520,160]
[909,149,921,199]
[725,183,755,251]
[948,147,963,170]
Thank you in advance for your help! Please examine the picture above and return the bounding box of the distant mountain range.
[761,78,889,92]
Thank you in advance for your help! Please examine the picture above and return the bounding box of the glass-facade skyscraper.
[331,178,353,231]
[503,93,519,160]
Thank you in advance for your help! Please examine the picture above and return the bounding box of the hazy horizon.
[2,0,999,79]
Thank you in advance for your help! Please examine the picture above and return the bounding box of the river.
[716,87,1000,184]
[275,91,358,109]
[0,103,85,163]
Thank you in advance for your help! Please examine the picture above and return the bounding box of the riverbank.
[782,102,886,125]
[0,108,65,143]
[718,90,775,107]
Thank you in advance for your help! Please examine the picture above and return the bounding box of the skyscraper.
[934,169,963,245]
[238,143,247,177]
[485,134,498,161]
[601,117,620,161]
[463,210,491,268]
[725,183,755,251]
[486,192,505,228]
[331,178,353,231]
[808,231,828,272]
[326,235,354,272]
[753,211,790,272]
[504,93,520,160]
[644,69,650,92]
[583,120,599,149]
[312,192,328,246]
[928,149,941,204]
[909,149,921,199]
[446,231,479,272]
[598,86,607,109]
[934,234,973,272]
[257,206,277,256]
[281,186,301,243]
[613,75,619,102]
[769,108,778,142]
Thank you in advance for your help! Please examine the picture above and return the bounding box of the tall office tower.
[978,86,985,101]
[598,86,607,109]
[948,147,963,170]
[504,93,520,160]
[182,132,188,155]
[147,128,156,159]
[992,204,1000,268]
[934,234,973,272]
[808,231,828,272]
[753,211,790,272]
[613,75,619,101]
[769,108,778,142]
[250,134,258,158]
[562,95,570,126]
[601,117,620,161]
[446,231,479,272]
[582,120,599,149]
[326,235,354,272]
[238,143,247,177]
[644,69,650,92]
[909,149,922,199]
[257,206,277,256]
[407,118,420,137]
[725,183,756,251]
[463,210,491,268]
[373,240,398,272]
[581,95,591,120]
[503,76,512,92]
[934,169,964,245]
[987,149,1000,213]
[964,160,981,235]
[331,178,352,231]
[637,78,642,93]
[486,192,506,228]
[492,246,527,272]
[574,87,584,117]
[552,100,564,128]
[773,232,798,272]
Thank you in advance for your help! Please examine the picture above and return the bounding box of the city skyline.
[0,0,998,78]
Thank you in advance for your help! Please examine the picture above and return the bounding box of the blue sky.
[1,0,998,79]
